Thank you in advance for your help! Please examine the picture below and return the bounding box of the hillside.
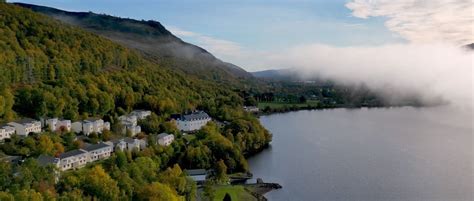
[15,3,253,83]
[0,0,270,169]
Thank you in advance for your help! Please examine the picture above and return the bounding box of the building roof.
[0,155,22,163]
[14,118,39,124]
[184,169,208,176]
[37,154,59,166]
[123,137,137,144]
[111,137,137,144]
[59,149,87,159]
[157,133,170,139]
[84,117,101,122]
[181,111,210,121]
[131,110,150,114]
[82,142,111,152]
[189,175,207,182]
[119,114,137,119]
[0,123,14,129]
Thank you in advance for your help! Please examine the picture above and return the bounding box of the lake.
[248,106,473,201]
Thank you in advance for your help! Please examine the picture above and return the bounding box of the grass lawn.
[213,185,257,201]
[183,134,196,142]
[258,100,319,109]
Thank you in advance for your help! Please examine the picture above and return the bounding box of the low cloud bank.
[266,43,472,108]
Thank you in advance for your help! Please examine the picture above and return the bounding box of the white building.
[83,142,113,162]
[243,106,259,113]
[72,118,110,135]
[119,114,137,125]
[130,110,151,120]
[58,149,89,171]
[174,111,211,132]
[108,137,146,151]
[0,124,15,141]
[8,118,42,136]
[119,114,141,136]
[157,133,174,146]
[45,118,71,132]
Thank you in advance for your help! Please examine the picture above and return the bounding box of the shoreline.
[254,104,433,117]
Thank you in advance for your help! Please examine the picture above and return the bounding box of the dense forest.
[14,2,253,84]
[0,3,270,200]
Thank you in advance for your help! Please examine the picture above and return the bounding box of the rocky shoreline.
[243,178,282,201]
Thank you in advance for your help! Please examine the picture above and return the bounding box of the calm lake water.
[248,107,473,201]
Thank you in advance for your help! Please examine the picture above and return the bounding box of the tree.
[202,181,215,201]
[138,182,181,201]
[0,162,12,190]
[82,165,120,200]
[215,160,229,184]
[299,95,307,103]
[14,189,43,201]
[37,135,54,155]
[115,150,128,169]
[244,96,257,106]
[0,191,14,201]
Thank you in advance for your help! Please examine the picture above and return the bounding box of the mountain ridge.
[14,2,253,83]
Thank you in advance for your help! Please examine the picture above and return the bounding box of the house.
[44,118,71,132]
[119,114,138,126]
[130,110,151,120]
[58,149,89,171]
[157,133,174,146]
[174,111,211,132]
[36,154,61,182]
[83,142,113,162]
[118,114,141,136]
[37,154,60,168]
[8,118,42,136]
[184,169,210,185]
[108,137,146,151]
[243,106,259,113]
[72,118,110,135]
[0,124,15,141]
[0,155,22,164]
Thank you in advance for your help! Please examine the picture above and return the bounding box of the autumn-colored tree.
[215,160,229,184]
[37,135,54,155]
[138,182,181,201]
[82,166,120,200]
[14,189,43,201]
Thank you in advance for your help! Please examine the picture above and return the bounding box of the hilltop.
[15,3,253,84]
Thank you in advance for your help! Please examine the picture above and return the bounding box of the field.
[212,185,257,201]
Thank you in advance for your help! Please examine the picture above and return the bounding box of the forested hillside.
[15,2,254,84]
[0,3,270,200]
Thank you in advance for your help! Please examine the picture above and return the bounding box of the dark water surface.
[248,107,473,201]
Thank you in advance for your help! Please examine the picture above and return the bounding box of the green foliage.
[138,182,182,201]
[0,3,273,200]
[82,165,120,200]
[215,160,229,184]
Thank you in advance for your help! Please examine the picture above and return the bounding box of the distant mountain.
[251,69,301,81]
[15,3,253,83]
